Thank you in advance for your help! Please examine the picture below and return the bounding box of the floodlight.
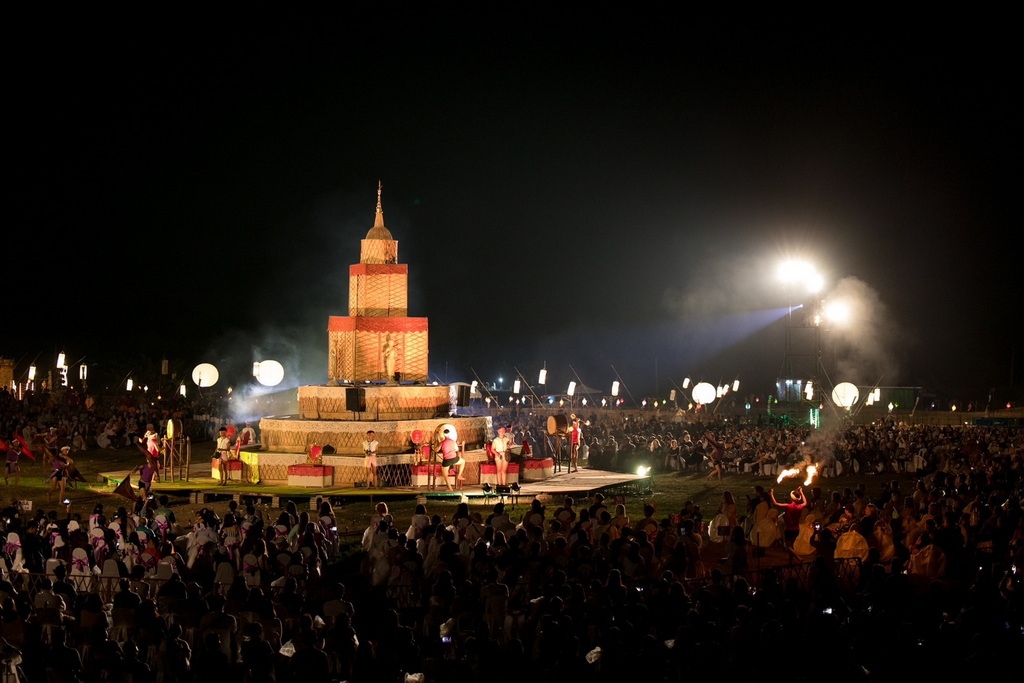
[611,381,619,397]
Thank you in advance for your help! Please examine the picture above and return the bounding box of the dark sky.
[9,10,1021,406]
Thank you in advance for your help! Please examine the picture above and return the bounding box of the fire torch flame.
[777,468,801,483]
[803,465,818,487]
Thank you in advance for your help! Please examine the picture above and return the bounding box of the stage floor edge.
[97,466,652,506]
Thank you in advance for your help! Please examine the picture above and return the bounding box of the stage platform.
[97,462,652,510]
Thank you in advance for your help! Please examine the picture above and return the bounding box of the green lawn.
[7,442,919,537]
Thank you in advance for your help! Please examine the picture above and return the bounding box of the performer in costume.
[491,427,510,486]
[570,417,584,473]
[440,429,465,491]
[215,427,233,486]
[363,430,380,488]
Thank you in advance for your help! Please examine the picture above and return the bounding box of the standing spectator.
[3,440,20,487]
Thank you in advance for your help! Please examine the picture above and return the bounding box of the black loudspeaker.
[456,384,471,407]
[345,387,366,412]
[495,484,511,494]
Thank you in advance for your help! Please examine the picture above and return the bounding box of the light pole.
[777,260,824,403]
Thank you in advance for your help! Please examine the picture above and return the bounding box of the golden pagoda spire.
[374,180,384,229]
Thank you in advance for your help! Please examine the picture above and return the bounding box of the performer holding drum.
[439,428,465,491]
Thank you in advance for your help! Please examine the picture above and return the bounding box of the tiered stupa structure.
[251,184,490,487]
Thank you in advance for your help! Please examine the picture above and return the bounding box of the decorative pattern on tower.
[327,182,429,383]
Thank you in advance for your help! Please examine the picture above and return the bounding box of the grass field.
[6,441,920,543]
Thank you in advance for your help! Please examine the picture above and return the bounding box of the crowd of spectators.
[0,387,234,457]
[495,409,1018,480]
[0,389,1022,681]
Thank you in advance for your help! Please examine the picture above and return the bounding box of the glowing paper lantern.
[192,363,220,387]
[255,359,285,387]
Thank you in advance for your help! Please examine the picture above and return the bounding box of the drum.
[433,423,458,447]
[166,419,183,439]
[708,513,732,542]
[547,414,569,436]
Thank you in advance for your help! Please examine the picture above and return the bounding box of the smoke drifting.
[826,276,907,387]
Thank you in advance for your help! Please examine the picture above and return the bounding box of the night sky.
[10,11,1021,407]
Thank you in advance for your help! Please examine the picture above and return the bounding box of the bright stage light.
[513,379,521,394]
[831,382,859,408]
[778,259,823,293]
[255,360,285,387]
[692,382,716,405]
[567,381,576,396]
[824,300,850,324]
[682,377,691,389]
[538,367,547,384]
[611,381,619,397]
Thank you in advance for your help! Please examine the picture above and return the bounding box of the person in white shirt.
[215,427,232,486]
[491,427,511,485]
[363,430,379,488]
